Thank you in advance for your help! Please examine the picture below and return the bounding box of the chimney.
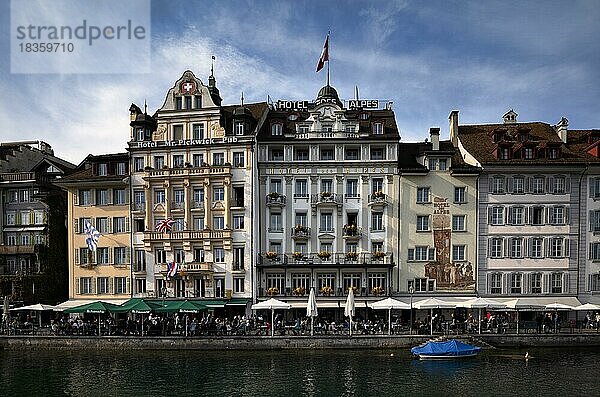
[556,117,568,143]
[449,110,459,147]
[430,127,440,151]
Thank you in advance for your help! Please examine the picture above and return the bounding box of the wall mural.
[424,197,475,291]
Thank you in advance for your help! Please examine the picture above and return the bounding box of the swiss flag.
[316,34,329,72]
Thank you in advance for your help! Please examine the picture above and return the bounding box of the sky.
[1,0,599,164]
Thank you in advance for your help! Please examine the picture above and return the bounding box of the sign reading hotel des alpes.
[274,99,386,110]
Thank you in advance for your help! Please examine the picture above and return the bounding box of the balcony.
[258,285,388,298]
[171,201,185,210]
[368,192,388,207]
[257,251,394,267]
[144,230,232,243]
[192,201,204,209]
[266,193,286,207]
[157,261,213,275]
[291,226,311,240]
[342,225,362,240]
[144,165,231,179]
[133,202,146,212]
[0,244,41,255]
[311,192,342,206]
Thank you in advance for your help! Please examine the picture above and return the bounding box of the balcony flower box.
[267,287,279,296]
[320,191,332,199]
[294,224,307,232]
[268,192,280,199]
[317,251,331,259]
[292,251,304,260]
[320,286,333,296]
[345,251,358,260]
[372,251,385,259]
[293,287,306,296]
[372,191,385,199]
[265,251,278,260]
[347,286,358,294]
[371,286,385,296]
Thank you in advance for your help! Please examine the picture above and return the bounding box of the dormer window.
[493,132,504,143]
[548,148,560,159]
[271,123,283,136]
[98,163,108,176]
[499,147,510,160]
[345,125,356,133]
[298,125,309,134]
[360,113,369,120]
[173,125,183,140]
[175,97,183,110]
[372,122,383,135]
[523,147,534,159]
[185,96,192,110]
[195,95,202,109]
[439,159,447,170]
[518,132,528,142]
[116,162,127,176]
[235,122,245,136]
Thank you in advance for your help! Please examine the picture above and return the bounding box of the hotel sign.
[131,137,238,148]
[348,100,379,109]
[275,100,309,111]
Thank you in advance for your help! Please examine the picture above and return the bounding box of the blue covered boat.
[411,339,481,360]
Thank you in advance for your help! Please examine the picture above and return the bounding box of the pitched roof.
[398,140,480,174]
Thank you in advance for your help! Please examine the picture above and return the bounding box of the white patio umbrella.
[414,298,456,335]
[545,303,574,333]
[504,299,545,334]
[251,298,291,337]
[306,287,318,336]
[2,296,9,331]
[344,288,355,337]
[574,303,600,311]
[464,297,507,334]
[11,303,56,328]
[369,297,410,335]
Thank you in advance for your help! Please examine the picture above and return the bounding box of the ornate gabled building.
[0,141,75,304]
[128,70,267,307]
[255,85,399,310]
[56,153,131,303]
[398,128,480,297]
[454,110,584,305]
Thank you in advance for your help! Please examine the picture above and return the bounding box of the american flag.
[156,218,176,233]
[84,221,101,252]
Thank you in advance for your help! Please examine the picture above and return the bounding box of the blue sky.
[1,0,599,163]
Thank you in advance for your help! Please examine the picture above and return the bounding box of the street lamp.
[409,285,414,335]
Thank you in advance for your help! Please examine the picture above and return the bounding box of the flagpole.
[326,31,330,86]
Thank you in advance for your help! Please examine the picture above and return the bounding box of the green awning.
[64,301,122,314]
[226,298,250,306]
[153,300,206,313]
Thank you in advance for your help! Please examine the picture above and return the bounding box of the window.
[6,234,16,246]
[553,177,566,194]
[173,125,183,140]
[115,277,127,294]
[113,189,126,205]
[298,125,309,134]
[409,246,433,261]
[214,247,225,263]
[136,279,146,294]
[96,189,109,205]
[80,278,92,295]
[368,273,386,292]
[233,247,244,270]
[173,155,184,168]
[523,148,533,159]
[531,273,542,294]
[452,245,466,261]
[114,247,127,264]
[371,212,384,231]
[452,215,466,232]
[490,238,503,258]
[34,211,44,225]
[6,213,15,225]
[97,277,109,294]
[294,148,309,161]
[342,273,361,292]
[235,122,245,135]
[428,158,437,171]
[292,273,310,292]
[134,249,146,272]
[372,122,383,135]
[531,206,544,225]
[499,147,510,160]
[173,189,185,207]
[321,179,333,194]
[510,238,523,258]
[548,148,559,159]
[416,187,430,203]
[509,206,524,225]
[491,177,505,194]
[490,273,502,294]
[98,163,108,176]
[592,178,600,199]
[550,206,565,225]
[345,148,359,160]
[192,123,204,139]
[233,215,244,230]
[233,152,245,167]
[454,187,466,203]
[510,273,522,294]
[213,187,224,202]
[113,217,127,233]
[184,96,192,110]
[213,153,225,165]
[438,159,447,171]
[320,148,334,160]
[512,176,525,194]
[96,217,109,234]
[590,274,600,292]
[194,247,205,262]
[490,206,504,225]
[295,179,308,198]
[154,156,164,169]
[266,273,285,293]
[116,162,127,175]
[346,179,358,198]
[550,238,564,258]
[96,247,109,264]
[234,277,245,293]
[416,216,429,232]
[195,95,202,108]
[269,213,282,232]
[193,216,204,231]
[79,189,92,205]
[370,147,385,160]
[320,213,333,232]
[531,238,543,258]
[372,178,384,194]
[19,190,30,202]
[193,154,204,167]
[155,189,165,204]
[295,212,307,227]
[551,273,563,293]
[155,248,166,264]
[271,123,283,136]
[532,176,545,194]
[213,216,225,230]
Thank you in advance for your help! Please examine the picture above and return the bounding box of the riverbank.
[3,333,600,350]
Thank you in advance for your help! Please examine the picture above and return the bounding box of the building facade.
[398,128,480,297]
[128,70,266,304]
[57,153,131,302]
[0,141,74,304]
[255,86,399,309]
[455,111,584,303]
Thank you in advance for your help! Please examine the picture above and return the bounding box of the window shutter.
[15,212,21,225]
[545,238,551,257]
[543,273,550,293]
[126,278,131,295]
[75,249,80,265]
[108,248,113,264]
[590,178,594,198]
[507,207,513,225]
[488,239,493,257]
[589,243,593,260]
[504,238,509,258]
[76,277,80,295]
[526,177,532,193]
[563,273,569,293]
[590,211,594,231]
[125,188,130,204]
[564,207,569,225]
[107,217,113,234]
[503,273,509,294]
[545,207,550,224]
[125,217,130,233]
[125,247,131,264]
[408,249,414,261]
[546,176,553,193]
[488,207,493,224]
[565,177,571,193]
[525,207,531,225]
[488,178,493,192]
[564,238,570,258]
[74,219,80,234]
[91,277,96,294]
[29,212,34,224]
[507,177,514,193]
[428,248,435,261]
[73,191,79,205]
[109,277,114,294]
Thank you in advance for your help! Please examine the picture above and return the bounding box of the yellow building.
[56,153,131,303]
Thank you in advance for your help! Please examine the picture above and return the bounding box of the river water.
[1,346,597,396]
